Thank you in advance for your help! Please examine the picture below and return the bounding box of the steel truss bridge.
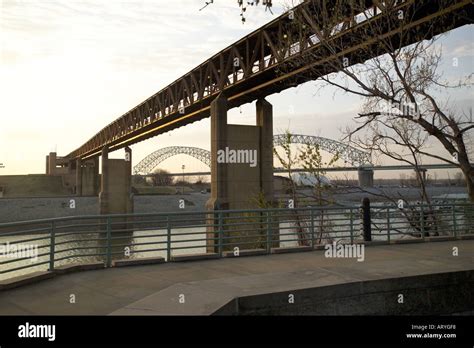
[133,134,372,174]
[64,0,473,161]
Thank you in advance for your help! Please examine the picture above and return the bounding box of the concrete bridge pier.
[358,167,374,188]
[99,147,109,215]
[75,158,82,196]
[205,94,276,253]
[99,147,133,215]
[99,146,134,261]
[75,157,99,197]
[125,146,134,214]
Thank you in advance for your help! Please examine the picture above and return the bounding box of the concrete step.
[113,257,165,267]
[171,253,219,262]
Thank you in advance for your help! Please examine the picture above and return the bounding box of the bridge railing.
[0,202,473,281]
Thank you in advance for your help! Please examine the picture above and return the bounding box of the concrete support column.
[206,93,229,211]
[205,95,276,253]
[125,146,134,214]
[97,147,133,260]
[45,155,50,174]
[92,157,99,196]
[48,152,57,175]
[358,168,374,188]
[99,147,109,214]
[75,158,82,196]
[99,146,133,215]
[256,99,274,203]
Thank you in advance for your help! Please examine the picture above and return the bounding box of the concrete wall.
[205,96,275,252]
[0,197,98,223]
[0,194,209,223]
[206,95,274,211]
[82,164,99,196]
[226,125,261,209]
[105,159,130,214]
[214,270,474,315]
[0,175,72,198]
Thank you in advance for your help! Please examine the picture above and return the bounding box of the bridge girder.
[65,0,473,160]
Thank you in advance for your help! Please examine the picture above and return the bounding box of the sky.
[0,0,473,180]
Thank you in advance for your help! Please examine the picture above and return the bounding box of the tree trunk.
[465,173,474,203]
[460,165,474,203]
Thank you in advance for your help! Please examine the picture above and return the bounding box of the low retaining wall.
[0,193,210,223]
[213,270,474,315]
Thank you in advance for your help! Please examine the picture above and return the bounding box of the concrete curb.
[171,253,219,262]
[425,236,456,242]
[271,246,313,254]
[0,271,56,291]
[112,257,165,267]
[390,238,424,245]
[223,249,266,258]
[54,262,105,275]
[356,240,388,246]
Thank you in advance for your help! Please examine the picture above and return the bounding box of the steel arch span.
[134,134,371,174]
[273,134,372,167]
[134,146,211,175]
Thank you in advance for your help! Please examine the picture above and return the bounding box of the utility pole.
[182,164,185,194]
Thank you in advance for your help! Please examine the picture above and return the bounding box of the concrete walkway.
[0,240,472,315]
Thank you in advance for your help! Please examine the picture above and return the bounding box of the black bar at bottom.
[0,315,473,346]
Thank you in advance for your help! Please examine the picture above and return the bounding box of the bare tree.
[353,111,432,203]
[273,130,310,245]
[272,130,341,244]
[298,140,340,243]
[150,169,174,186]
[282,0,474,201]
[200,0,273,23]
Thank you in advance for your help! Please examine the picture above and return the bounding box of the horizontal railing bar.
[0,227,52,237]
[55,246,107,254]
[0,260,50,274]
[1,235,52,245]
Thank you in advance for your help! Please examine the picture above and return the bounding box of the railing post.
[218,212,223,257]
[106,217,112,267]
[386,207,390,243]
[310,209,315,248]
[349,208,354,244]
[266,211,271,254]
[420,207,425,240]
[49,221,55,271]
[361,197,372,242]
[452,204,457,238]
[167,216,171,262]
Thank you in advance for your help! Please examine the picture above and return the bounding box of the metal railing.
[0,202,473,281]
